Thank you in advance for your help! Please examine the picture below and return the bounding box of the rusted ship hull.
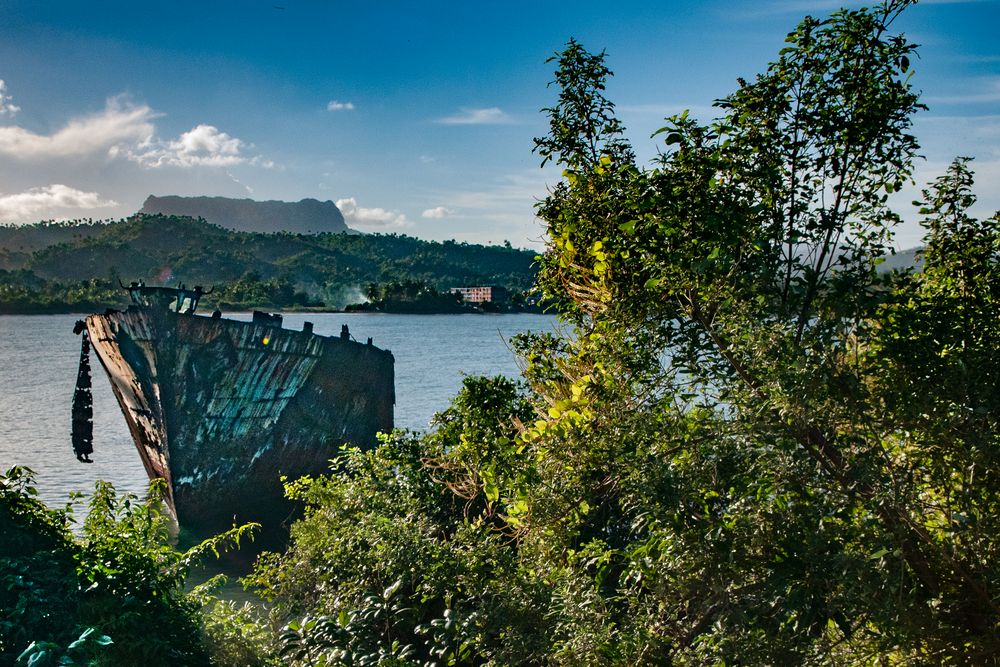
[85,306,394,536]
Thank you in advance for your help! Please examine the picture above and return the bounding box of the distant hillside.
[0,214,537,312]
[140,195,356,235]
[0,220,107,265]
[880,246,923,272]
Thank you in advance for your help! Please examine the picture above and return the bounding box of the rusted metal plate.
[86,307,394,537]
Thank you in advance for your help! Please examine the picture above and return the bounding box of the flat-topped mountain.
[140,195,354,234]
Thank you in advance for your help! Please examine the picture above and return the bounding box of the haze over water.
[0,312,556,509]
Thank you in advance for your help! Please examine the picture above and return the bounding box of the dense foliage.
[346,280,468,313]
[247,378,547,666]
[250,1,1000,664]
[0,215,536,312]
[7,1,998,663]
[345,280,531,313]
[0,272,122,314]
[0,466,261,666]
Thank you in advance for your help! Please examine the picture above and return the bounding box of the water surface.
[0,312,556,508]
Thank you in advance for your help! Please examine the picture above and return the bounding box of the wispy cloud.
[327,100,355,111]
[726,0,861,20]
[0,97,156,159]
[226,171,255,195]
[891,155,1000,249]
[923,78,1000,104]
[336,197,409,229]
[420,170,555,248]
[920,91,1000,104]
[915,114,1000,161]
[951,54,1000,64]
[0,80,19,117]
[441,171,554,210]
[0,184,117,222]
[124,123,272,168]
[436,107,513,125]
[421,206,450,219]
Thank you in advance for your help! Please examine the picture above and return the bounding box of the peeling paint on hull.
[85,307,394,536]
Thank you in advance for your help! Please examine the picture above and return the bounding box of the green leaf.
[482,467,500,503]
[17,642,38,663]
[383,579,403,600]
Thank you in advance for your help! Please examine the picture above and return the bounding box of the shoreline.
[0,305,550,316]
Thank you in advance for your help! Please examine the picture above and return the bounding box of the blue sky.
[0,0,997,249]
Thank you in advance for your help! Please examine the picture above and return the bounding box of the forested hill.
[0,214,537,311]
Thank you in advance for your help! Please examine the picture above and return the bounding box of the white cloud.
[420,170,554,248]
[916,113,1000,144]
[125,123,272,169]
[0,95,271,171]
[437,107,513,125]
[0,80,19,117]
[327,100,355,111]
[0,184,117,222]
[226,171,254,195]
[888,155,1000,249]
[336,197,409,229]
[0,98,156,160]
[953,55,1000,64]
[443,171,554,211]
[421,206,450,219]
[923,78,1000,105]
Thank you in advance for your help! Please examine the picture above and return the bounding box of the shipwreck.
[72,282,394,537]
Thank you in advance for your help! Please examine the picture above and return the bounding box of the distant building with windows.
[450,286,508,304]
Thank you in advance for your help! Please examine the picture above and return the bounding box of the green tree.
[250,1,1000,664]
[0,467,258,666]
[249,378,547,666]
[517,0,1000,662]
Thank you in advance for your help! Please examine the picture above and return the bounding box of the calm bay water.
[0,312,556,509]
